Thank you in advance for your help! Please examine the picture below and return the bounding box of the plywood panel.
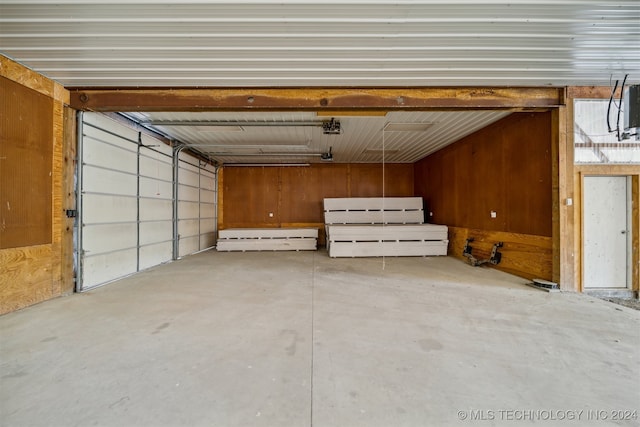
[414,112,552,237]
[0,77,53,249]
[448,226,552,281]
[0,245,53,314]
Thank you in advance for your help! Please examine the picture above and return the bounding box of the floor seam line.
[310,250,315,427]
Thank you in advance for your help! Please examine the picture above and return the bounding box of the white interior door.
[583,176,630,289]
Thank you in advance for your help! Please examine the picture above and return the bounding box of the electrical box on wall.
[624,84,640,131]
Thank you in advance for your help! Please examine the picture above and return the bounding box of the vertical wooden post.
[60,106,77,294]
[552,103,577,290]
[632,175,639,294]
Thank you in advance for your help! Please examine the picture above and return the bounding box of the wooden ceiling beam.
[69,87,565,112]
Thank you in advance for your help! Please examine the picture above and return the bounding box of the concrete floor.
[1,250,639,427]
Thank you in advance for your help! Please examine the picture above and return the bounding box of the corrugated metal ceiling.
[1,0,638,87]
[2,1,637,164]
[123,110,511,163]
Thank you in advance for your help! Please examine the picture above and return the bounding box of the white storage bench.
[324,197,448,258]
[216,228,318,252]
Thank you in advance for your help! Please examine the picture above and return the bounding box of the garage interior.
[1,1,640,426]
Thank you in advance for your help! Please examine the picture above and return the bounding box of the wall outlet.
[490,211,497,218]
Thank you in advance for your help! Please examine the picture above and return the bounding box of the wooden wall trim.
[575,165,640,175]
[567,86,622,99]
[69,87,565,112]
[448,226,552,281]
[0,55,69,104]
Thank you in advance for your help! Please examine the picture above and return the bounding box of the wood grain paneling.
[0,245,54,314]
[448,226,552,281]
[350,164,414,197]
[415,112,552,237]
[0,77,53,249]
[414,112,553,280]
[220,163,414,242]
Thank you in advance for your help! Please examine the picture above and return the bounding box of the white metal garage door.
[177,151,217,257]
[77,113,217,291]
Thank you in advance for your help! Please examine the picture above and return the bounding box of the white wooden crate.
[327,224,448,242]
[328,240,448,258]
[324,197,425,225]
[216,228,318,252]
[323,197,448,258]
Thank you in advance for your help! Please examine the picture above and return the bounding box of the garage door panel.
[178,167,199,187]
[200,173,216,191]
[139,242,172,270]
[82,248,137,290]
[200,188,216,203]
[83,124,138,152]
[200,218,216,233]
[199,202,215,217]
[140,177,172,199]
[83,223,137,254]
[179,236,200,257]
[83,166,137,196]
[178,201,199,219]
[140,198,172,221]
[83,136,137,174]
[140,221,173,245]
[84,113,139,142]
[139,155,173,181]
[179,218,199,237]
[200,232,216,249]
[179,184,200,202]
[83,193,137,224]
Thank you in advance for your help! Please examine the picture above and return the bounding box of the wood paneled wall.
[219,163,414,244]
[0,56,72,315]
[414,112,553,280]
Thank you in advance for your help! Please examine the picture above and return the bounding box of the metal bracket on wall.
[462,238,504,267]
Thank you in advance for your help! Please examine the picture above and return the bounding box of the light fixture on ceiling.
[383,122,434,132]
[322,118,342,135]
[321,147,333,161]
[207,152,326,158]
